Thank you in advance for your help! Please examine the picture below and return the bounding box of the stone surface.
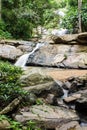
[56,121,81,130]
[23,81,64,97]
[26,44,87,69]
[0,39,35,46]
[21,68,64,97]
[17,45,33,52]
[76,33,87,44]
[51,34,78,44]
[15,105,79,129]
[63,53,87,69]
[20,68,54,86]
[75,97,87,114]
[63,94,81,103]
[0,44,23,61]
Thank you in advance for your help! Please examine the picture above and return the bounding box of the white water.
[15,43,45,67]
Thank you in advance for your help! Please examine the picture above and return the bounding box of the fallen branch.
[0,96,22,115]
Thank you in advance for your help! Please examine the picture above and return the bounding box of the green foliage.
[0,20,12,39]
[43,9,59,29]
[81,3,87,31]
[0,115,41,130]
[27,120,41,130]
[1,0,60,39]
[0,61,25,109]
[61,1,87,33]
[36,98,43,105]
[61,7,78,33]
[1,0,87,39]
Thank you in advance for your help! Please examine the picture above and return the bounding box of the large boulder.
[63,53,87,69]
[51,34,78,44]
[76,32,87,44]
[0,39,35,47]
[15,105,79,129]
[0,44,23,61]
[20,68,54,86]
[26,44,87,69]
[20,68,64,97]
[45,32,87,45]
[56,121,82,130]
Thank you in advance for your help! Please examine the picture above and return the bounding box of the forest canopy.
[0,0,87,40]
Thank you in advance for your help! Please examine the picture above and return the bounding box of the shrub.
[0,61,25,110]
[61,3,87,33]
[0,20,12,39]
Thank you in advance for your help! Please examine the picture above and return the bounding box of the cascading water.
[15,43,45,67]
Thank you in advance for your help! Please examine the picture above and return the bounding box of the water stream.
[15,43,45,67]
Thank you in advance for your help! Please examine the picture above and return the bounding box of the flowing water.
[15,43,45,67]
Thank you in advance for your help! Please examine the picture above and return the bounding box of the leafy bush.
[0,20,12,39]
[61,7,78,33]
[61,2,87,33]
[0,61,25,110]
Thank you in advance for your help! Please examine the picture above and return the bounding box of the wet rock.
[56,121,81,130]
[45,94,55,105]
[66,76,86,94]
[23,81,64,98]
[15,105,79,129]
[63,94,81,103]
[26,44,87,69]
[75,97,87,114]
[63,81,71,90]
[0,44,23,61]
[17,45,33,53]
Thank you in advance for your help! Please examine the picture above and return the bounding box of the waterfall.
[15,43,44,67]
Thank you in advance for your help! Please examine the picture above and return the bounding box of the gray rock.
[56,121,81,130]
[0,44,23,61]
[63,94,81,103]
[51,34,78,44]
[75,97,87,114]
[15,105,79,129]
[23,81,64,97]
[21,68,64,97]
[20,71,54,86]
[26,44,87,69]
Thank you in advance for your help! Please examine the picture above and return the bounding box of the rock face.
[44,32,87,45]
[0,44,23,61]
[20,68,64,97]
[20,68,54,86]
[77,33,87,44]
[51,34,78,44]
[56,121,82,130]
[26,44,87,69]
[23,81,64,97]
[15,105,79,129]
[75,97,87,114]
[0,40,35,62]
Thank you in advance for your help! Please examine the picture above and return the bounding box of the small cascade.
[15,43,45,67]
[62,89,68,99]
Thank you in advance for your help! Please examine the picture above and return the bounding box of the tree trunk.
[78,0,82,33]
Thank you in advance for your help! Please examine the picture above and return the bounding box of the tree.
[78,0,82,33]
